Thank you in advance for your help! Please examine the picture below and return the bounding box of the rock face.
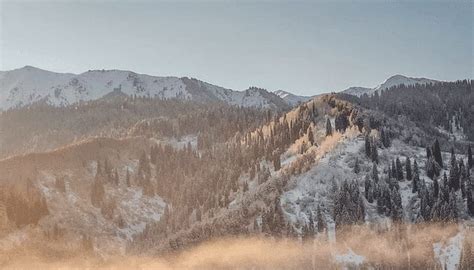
[0,66,290,110]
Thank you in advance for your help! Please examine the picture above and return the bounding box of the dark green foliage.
[396,157,403,181]
[354,157,360,174]
[365,135,371,158]
[433,139,443,168]
[412,160,420,194]
[334,112,349,132]
[316,205,326,233]
[468,145,473,169]
[372,163,379,183]
[339,80,474,140]
[405,157,412,180]
[4,187,49,227]
[326,118,333,137]
[333,180,365,228]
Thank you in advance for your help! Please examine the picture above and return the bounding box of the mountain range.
[0,67,472,268]
[0,66,442,111]
[341,74,439,97]
[0,66,290,111]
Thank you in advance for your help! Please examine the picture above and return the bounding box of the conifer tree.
[467,184,474,216]
[91,176,105,207]
[468,145,473,169]
[126,169,131,187]
[364,175,374,203]
[391,160,397,179]
[354,157,360,174]
[371,142,379,163]
[412,160,420,193]
[316,205,326,233]
[449,155,460,191]
[273,153,281,171]
[372,163,379,183]
[433,139,443,167]
[307,128,315,146]
[433,177,439,199]
[326,118,333,137]
[365,135,371,158]
[405,157,412,180]
[396,157,404,181]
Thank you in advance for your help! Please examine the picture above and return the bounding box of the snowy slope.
[341,75,438,97]
[0,66,288,110]
[273,90,315,106]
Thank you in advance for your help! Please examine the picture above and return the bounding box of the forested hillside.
[338,80,473,141]
[0,89,473,269]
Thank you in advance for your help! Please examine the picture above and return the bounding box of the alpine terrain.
[0,67,472,269]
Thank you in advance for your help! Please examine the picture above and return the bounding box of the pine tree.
[433,177,439,199]
[371,142,379,163]
[138,151,151,176]
[364,175,374,203]
[380,128,387,147]
[442,173,450,202]
[450,147,456,169]
[326,118,333,137]
[372,163,379,183]
[433,139,443,167]
[467,184,474,216]
[448,155,460,191]
[460,161,467,198]
[354,157,360,174]
[316,205,326,233]
[126,169,131,187]
[307,128,314,146]
[365,135,371,158]
[390,186,403,221]
[91,176,105,207]
[426,156,440,179]
[391,160,397,179]
[405,157,412,180]
[273,153,281,171]
[468,145,473,169]
[396,157,404,181]
[308,211,315,235]
[412,160,420,193]
[114,170,119,186]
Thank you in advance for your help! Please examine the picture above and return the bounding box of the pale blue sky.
[1,0,472,95]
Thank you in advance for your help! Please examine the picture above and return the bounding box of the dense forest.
[338,80,473,140]
[0,94,275,158]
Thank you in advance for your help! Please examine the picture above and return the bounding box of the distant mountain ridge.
[273,90,317,106]
[0,66,291,110]
[341,74,439,97]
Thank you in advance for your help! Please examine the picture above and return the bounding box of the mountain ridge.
[341,74,439,97]
[0,66,291,110]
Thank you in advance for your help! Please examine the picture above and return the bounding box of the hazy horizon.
[1,0,472,95]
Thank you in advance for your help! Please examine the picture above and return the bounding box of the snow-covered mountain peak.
[374,74,437,91]
[273,89,315,106]
[341,74,439,97]
[274,90,292,99]
[0,66,291,110]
